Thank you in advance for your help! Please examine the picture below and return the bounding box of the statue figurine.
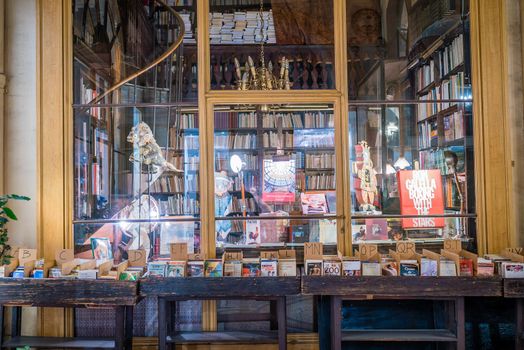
[127,122,182,173]
[352,141,378,212]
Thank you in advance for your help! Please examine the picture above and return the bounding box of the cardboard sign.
[18,249,37,265]
[170,243,188,261]
[396,242,416,256]
[116,260,129,277]
[397,170,445,228]
[261,251,279,260]
[98,260,113,276]
[188,253,205,261]
[278,250,296,259]
[444,239,462,253]
[506,247,524,255]
[61,259,78,276]
[55,249,74,265]
[304,243,323,260]
[128,249,147,267]
[358,243,378,261]
[223,251,243,261]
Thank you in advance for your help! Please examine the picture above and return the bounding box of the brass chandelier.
[234,0,291,90]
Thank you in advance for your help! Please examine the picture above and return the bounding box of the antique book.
[77,269,98,279]
[187,261,204,277]
[420,258,438,276]
[361,262,381,276]
[502,262,524,278]
[322,259,341,276]
[242,258,261,277]
[204,259,223,277]
[278,259,297,277]
[459,257,473,276]
[399,260,419,276]
[306,259,323,276]
[342,259,361,276]
[381,260,398,276]
[260,259,278,277]
[439,259,457,276]
[476,258,495,276]
[167,261,186,277]
[224,260,242,277]
[148,262,167,277]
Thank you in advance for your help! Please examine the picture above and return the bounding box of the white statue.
[127,122,182,173]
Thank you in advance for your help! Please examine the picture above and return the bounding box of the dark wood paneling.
[503,279,524,298]
[140,277,301,298]
[0,279,137,306]
[302,276,503,297]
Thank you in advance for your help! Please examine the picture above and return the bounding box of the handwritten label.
[128,249,147,266]
[506,247,524,255]
[223,251,243,261]
[188,253,205,261]
[261,251,279,260]
[304,243,323,260]
[358,244,378,261]
[444,239,462,253]
[278,250,296,259]
[18,248,37,265]
[55,249,74,264]
[170,243,188,261]
[396,242,416,256]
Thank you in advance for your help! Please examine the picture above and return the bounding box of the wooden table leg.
[276,297,287,350]
[115,306,125,350]
[10,306,21,339]
[516,299,524,350]
[455,297,465,350]
[270,300,277,330]
[124,306,134,350]
[170,300,177,350]
[158,297,168,350]
[330,296,342,350]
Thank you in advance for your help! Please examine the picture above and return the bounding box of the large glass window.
[209,0,335,90]
[212,104,338,251]
[347,0,475,248]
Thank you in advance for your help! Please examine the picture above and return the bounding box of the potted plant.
[0,194,30,265]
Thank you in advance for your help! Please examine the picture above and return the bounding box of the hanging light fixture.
[234,0,291,91]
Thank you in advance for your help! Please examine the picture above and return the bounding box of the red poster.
[397,170,445,229]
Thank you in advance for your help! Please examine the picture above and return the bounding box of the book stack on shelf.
[215,111,257,129]
[262,131,294,148]
[209,10,275,45]
[215,133,257,150]
[305,153,335,169]
[263,113,304,128]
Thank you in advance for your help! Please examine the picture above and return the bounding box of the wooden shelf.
[341,329,457,342]
[504,279,524,298]
[167,331,279,344]
[2,336,116,348]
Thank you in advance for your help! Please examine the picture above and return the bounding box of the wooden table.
[140,277,301,350]
[503,279,524,349]
[302,276,503,350]
[0,278,138,349]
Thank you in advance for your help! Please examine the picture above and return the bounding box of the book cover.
[397,170,445,229]
[420,258,438,276]
[325,191,337,213]
[301,193,328,215]
[291,224,310,243]
[306,260,323,276]
[260,259,278,276]
[246,219,261,245]
[204,260,223,277]
[148,262,167,277]
[166,261,186,277]
[399,261,419,276]
[323,260,341,276]
[187,261,204,277]
[443,115,455,141]
[319,220,337,244]
[242,258,261,277]
[261,158,296,202]
[502,262,524,278]
[439,259,457,276]
[477,258,495,276]
[90,237,113,260]
[365,219,388,241]
[342,260,361,276]
[362,262,381,276]
[223,260,242,277]
[278,259,297,276]
[459,258,473,276]
[381,261,398,276]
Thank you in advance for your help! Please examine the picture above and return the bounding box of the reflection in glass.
[209,0,334,90]
[213,104,337,247]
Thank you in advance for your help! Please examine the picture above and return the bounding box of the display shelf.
[340,329,458,343]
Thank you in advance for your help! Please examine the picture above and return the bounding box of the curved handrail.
[86,0,186,106]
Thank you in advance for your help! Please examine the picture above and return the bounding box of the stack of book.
[209,10,276,44]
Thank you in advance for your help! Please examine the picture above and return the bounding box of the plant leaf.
[2,207,17,220]
[6,194,30,201]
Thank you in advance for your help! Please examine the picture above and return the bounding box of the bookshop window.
[73,0,198,104]
[73,0,201,260]
[213,104,338,250]
[209,0,335,90]
[347,0,475,246]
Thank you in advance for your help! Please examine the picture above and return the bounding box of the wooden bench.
[0,278,138,349]
[140,277,301,350]
[303,276,503,350]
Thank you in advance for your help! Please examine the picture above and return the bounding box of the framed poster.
[262,158,296,202]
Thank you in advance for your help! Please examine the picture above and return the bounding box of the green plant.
[0,194,30,265]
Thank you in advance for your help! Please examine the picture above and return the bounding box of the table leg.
[158,297,168,350]
[330,296,342,350]
[115,306,125,350]
[124,306,134,350]
[455,297,465,350]
[276,297,287,350]
[516,299,524,350]
[270,300,277,330]
[10,307,21,339]
[170,300,177,350]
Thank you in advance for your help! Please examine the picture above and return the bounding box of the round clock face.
[263,159,296,192]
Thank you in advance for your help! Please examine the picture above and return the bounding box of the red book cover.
[397,170,445,229]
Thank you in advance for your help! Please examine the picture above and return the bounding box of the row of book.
[305,153,336,169]
[165,0,193,5]
[215,154,258,171]
[165,154,200,171]
[417,72,466,121]
[262,131,294,148]
[230,174,257,192]
[443,112,465,142]
[305,174,335,190]
[155,10,196,44]
[169,134,200,150]
[215,112,257,129]
[262,113,304,129]
[158,195,200,216]
[170,114,199,130]
[443,175,464,209]
[418,119,438,149]
[78,78,97,105]
[209,11,276,45]
[214,133,257,149]
[418,147,465,175]
[226,196,258,214]
[151,174,199,193]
